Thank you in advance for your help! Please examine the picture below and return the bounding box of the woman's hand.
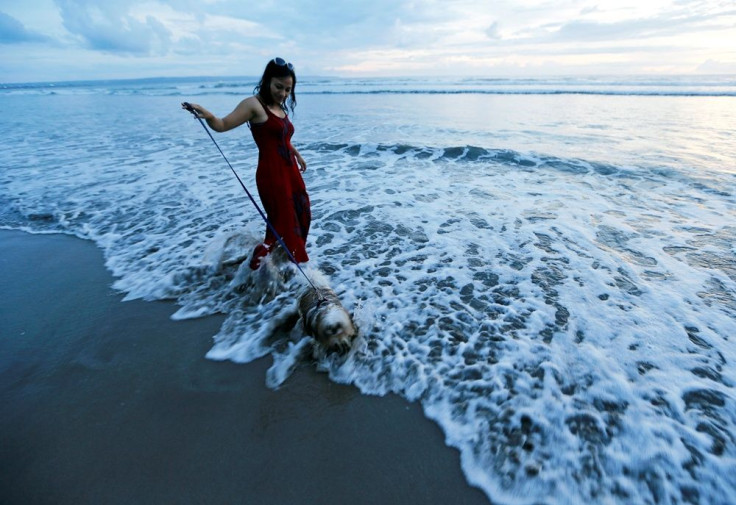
[181,102,209,119]
[295,152,307,172]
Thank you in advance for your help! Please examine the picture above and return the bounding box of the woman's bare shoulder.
[233,95,259,113]
[241,95,260,106]
[221,96,261,125]
[241,95,267,122]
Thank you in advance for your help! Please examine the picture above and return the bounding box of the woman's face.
[269,76,293,104]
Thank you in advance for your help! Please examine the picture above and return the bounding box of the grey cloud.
[0,12,50,43]
[54,0,172,55]
[244,0,421,48]
[486,22,501,40]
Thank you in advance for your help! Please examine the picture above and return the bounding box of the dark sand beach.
[0,230,489,505]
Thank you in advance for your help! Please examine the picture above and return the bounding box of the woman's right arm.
[183,98,259,132]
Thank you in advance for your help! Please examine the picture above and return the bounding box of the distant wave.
[300,141,732,197]
[3,75,735,97]
[299,89,736,97]
[150,89,736,98]
[304,141,627,176]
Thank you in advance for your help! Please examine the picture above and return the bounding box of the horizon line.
[2,71,735,87]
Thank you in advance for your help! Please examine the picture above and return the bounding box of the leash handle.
[182,102,323,298]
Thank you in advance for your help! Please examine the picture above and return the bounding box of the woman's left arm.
[291,145,307,172]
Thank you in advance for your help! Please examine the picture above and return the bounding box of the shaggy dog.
[297,286,357,354]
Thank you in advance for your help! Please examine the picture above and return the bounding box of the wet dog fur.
[297,286,357,355]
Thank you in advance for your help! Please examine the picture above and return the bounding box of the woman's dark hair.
[254,58,297,114]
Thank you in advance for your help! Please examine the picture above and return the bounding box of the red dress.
[248,102,311,269]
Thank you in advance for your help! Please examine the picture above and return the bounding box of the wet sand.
[0,230,490,505]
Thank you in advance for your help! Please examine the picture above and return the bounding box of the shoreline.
[0,230,489,505]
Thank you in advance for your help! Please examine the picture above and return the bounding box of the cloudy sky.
[1,0,735,83]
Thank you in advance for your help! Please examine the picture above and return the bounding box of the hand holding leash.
[181,102,201,118]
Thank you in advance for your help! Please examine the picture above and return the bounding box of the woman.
[183,57,310,270]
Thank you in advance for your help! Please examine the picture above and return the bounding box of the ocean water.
[1,75,735,504]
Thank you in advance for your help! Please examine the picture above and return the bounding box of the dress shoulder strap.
[255,95,288,119]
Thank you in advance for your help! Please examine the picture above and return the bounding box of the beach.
[1,76,735,504]
[0,230,489,505]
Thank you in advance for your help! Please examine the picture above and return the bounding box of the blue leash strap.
[182,102,321,294]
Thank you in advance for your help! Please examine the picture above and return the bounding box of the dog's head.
[311,304,357,355]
